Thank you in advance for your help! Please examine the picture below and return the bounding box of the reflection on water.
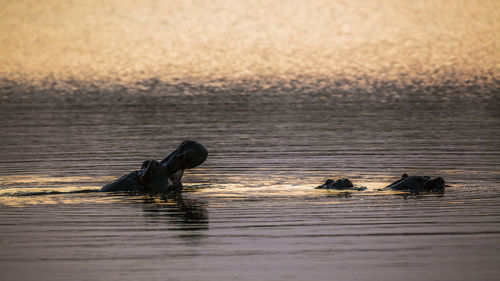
[0,0,498,87]
[0,91,498,186]
[2,183,499,281]
[0,0,499,280]
[140,194,208,226]
[0,78,499,280]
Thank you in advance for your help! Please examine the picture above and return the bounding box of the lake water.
[0,86,499,281]
[1,0,500,280]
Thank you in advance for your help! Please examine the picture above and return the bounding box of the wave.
[0,189,100,197]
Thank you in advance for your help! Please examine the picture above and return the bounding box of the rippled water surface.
[1,90,499,281]
[1,0,500,280]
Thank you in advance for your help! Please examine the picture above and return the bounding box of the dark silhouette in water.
[384,173,445,193]
[101,140,208,193]
[141,193,208,226]
[101,159,170,193]
[160,140,208,189]
[316,174,445,193]
[316,178,367,191]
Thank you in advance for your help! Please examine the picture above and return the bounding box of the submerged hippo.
[384,173,445,193]
[101,160,171,193]
[101,140,208,193]
[316,178,367,191]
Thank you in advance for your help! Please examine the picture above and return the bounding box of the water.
[1,0,500,280]
[1,0,498,81]
[0,90,499,281]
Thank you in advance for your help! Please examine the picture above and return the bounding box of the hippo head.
[163,140,208,173]
[139,160,171,193]
[423,177,445,191]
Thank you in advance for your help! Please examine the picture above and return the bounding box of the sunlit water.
[1,0,499,83]
[1,91,499,281]
[1,0,500,280]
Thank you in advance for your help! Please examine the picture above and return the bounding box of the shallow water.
[0,90,499,281]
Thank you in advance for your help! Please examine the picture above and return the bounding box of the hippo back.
[101,171,142,192]
[385,174,445,193]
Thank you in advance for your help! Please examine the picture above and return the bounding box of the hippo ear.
[141,160,151,171]
[140,166,152,183]
[179,140,189,149]
[140,160,158,182]
[436,177,445,185]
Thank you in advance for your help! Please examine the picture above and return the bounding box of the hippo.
[160,140,208,189]
[316,178,367,191]
[101,160,171,193]
[101,140,208,193]
[384,173,445,193]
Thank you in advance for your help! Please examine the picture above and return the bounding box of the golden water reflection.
[0,172,411,207]
[0,175,114,185]
[1,0,498,84]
